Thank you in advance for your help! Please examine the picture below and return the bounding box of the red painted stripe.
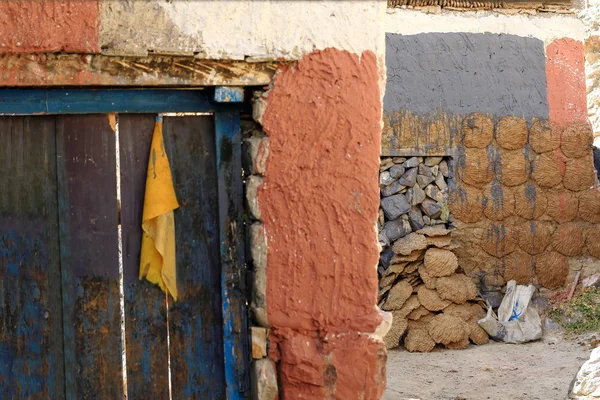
[0,1,100,54]
[546,38,587,127]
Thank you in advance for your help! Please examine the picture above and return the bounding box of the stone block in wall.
[252,93,268,126]
[243,136,269,176]
[251,326,267,359]
[246,175,263,221]
[249,223,268,327]
[251,359,278,400]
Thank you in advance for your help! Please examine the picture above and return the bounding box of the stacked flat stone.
[378,160,489,352]
[378,156,450,248]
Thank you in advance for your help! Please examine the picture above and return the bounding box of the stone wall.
[378,156,451,248]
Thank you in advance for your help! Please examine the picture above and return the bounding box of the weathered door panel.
[215,113,249,398]
[163,116,226,400]
[56,115,123,400]
[119,114,170,400]
[0,117,65,400]
[0,104,247,400]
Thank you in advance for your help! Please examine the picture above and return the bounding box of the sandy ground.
[383,338,594,400]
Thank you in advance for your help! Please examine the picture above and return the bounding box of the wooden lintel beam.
[387,0,572,7]
[0,53,285,87]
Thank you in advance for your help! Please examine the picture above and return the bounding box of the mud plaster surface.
[99,0,385,59]
[259,48,385,398]
[260,48,382,333]
[0,0,99,53]
[384,32,548,119]
[384,339,591,400]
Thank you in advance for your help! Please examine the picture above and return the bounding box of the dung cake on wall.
[382,29,598,302]
[449,117,599,301]
[378,155,490,351]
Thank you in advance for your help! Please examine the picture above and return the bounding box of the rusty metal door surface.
[0,90,249,400]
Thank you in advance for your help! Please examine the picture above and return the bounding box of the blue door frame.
[0,89,249,400]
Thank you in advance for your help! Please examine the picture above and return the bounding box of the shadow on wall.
[593,143,600,179]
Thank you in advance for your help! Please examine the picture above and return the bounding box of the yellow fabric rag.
[139,116,180,300]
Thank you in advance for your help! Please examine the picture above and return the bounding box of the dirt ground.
[383,337,594,400]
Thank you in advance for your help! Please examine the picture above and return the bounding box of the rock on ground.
[570,347,600,399]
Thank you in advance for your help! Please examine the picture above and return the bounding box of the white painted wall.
[580,0,600,136]
[384,9,585,45]
[100,0,386,59]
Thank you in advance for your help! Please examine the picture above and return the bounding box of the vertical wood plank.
[119,114,170,400]
[163,116,226,399]
[56,114,123,400]
[0,117,65,400]
[215,112,249,399]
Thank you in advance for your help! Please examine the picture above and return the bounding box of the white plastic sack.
[571,347,600,398]
[478,280,543,344]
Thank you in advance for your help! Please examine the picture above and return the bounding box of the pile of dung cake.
[378,155,489,352]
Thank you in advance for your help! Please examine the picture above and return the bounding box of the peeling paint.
[100,0,386,60]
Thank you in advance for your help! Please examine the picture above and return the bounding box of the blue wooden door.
[0,91,249,400]
[0,117,65,399]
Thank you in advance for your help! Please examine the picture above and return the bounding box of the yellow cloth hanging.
[139,116,180,300]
